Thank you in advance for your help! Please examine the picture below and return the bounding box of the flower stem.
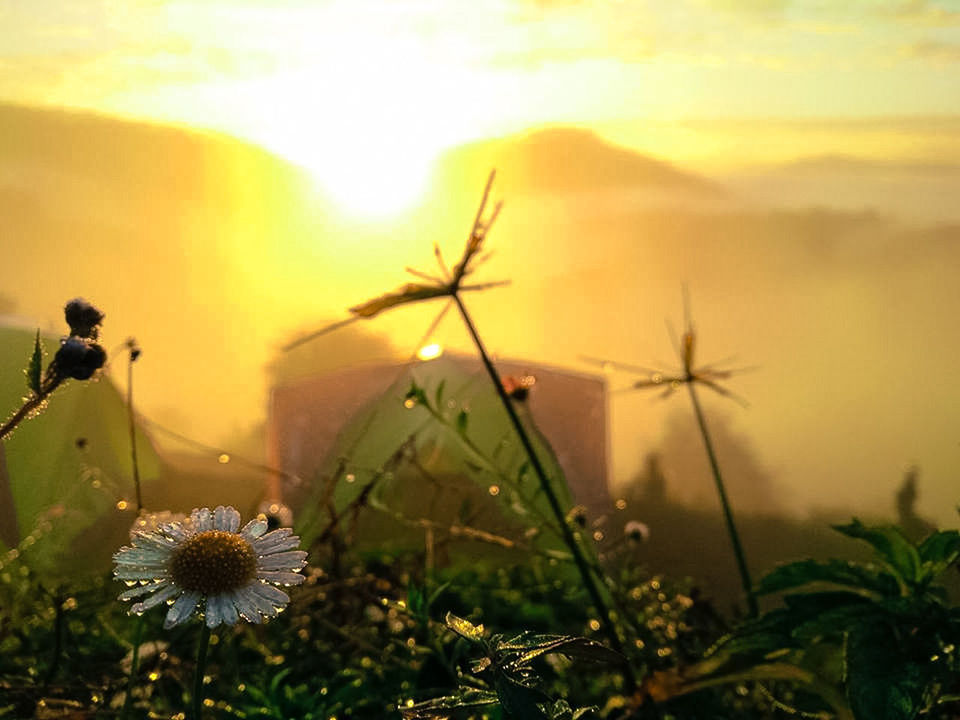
[42,590,65,689]
[192,624,212,720]
[126,352,143,513]
[452,293,636,691]
[119,615,145,720]
[686,383,758,617]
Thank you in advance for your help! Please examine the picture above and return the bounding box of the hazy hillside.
[2,103,959,528]
[433,126,724,195]
[722,154,960,223]
[0,102,325,440]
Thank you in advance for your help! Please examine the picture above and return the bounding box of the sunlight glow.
[417,343,444,361]
[217,20,486,219]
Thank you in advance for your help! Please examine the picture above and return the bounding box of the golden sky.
[3,0,960,212]
[2,1,960,526]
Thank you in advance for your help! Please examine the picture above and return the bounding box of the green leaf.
[445,612,485,643]
[405,382,428,408]
[399,689,499,719]
[845,622,926,720]
[455,409,469,435]
[916,530,960,583]
[495,672,551,720]
[26,329,42,394]
[833,519,921,586]
[756,558,898,597]
[349,282,450,318]
[788,597,882,644]
[434,379,446,409]
[408,584,426,618]
[496,634,623,667]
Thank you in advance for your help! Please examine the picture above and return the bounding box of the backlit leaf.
[27,329,42,394]
[445,612,485,643]
[349,283,450,318]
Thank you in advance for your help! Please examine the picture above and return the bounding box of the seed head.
[54,337,107,380]
[64,298,105,340]
[625,520,650,544]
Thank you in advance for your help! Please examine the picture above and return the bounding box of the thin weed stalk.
[585,299,758,617]
[126,339,143,513]
[290,172,636,689]
[686,382,757,617]
[120,338,145,720]
[452,293,635,690]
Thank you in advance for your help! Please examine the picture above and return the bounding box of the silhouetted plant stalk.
[289,171,636,691]
[686,380,757,617]
[120,338,144,720]
[125,338,143,513]
[585,307,759,618]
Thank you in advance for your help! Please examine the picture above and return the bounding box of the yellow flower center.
[169,530,257,595]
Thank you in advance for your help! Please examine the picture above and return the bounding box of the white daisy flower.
[113,505,307,629]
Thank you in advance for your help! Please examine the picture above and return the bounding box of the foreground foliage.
[651,519,960,720]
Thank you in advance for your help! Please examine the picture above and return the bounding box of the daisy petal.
[129,533,178,552]
[250,583,291,605]
[258,571,305,586]
[231,586,263,624]
[242,586,283,620]
[257,551,307,572]
[253,530,300,555]
[205,595,224,628]
[240,518,269,540]
[113,546,171,565]
[213,506,240,533]
[115,567,170,581]
[130,584,180,615]
[218,593,239,625]
[193,508,214,532]
[119,580,170,600]
[164,591,201,628]
[162,523,190,541]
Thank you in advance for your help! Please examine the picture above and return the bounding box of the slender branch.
[686,383,758,617]
[0,380,61,442]
[452,293,636,692]
[126,348,143,513]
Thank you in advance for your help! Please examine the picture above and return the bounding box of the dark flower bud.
[64,298,105,340]
[567,505,588,528]
[624,520,650,544]
[54,337,107,380]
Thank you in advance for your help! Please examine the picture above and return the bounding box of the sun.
[238,37,474,219]
[291,131,438,219]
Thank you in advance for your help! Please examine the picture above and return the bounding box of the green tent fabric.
[0,322,162,578]
[295,354,581,563]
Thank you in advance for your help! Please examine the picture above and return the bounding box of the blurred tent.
[268,353,609,560]
[0,320,163,578]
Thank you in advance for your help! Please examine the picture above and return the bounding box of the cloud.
[892,0,960,25]
[901,39,960,62]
